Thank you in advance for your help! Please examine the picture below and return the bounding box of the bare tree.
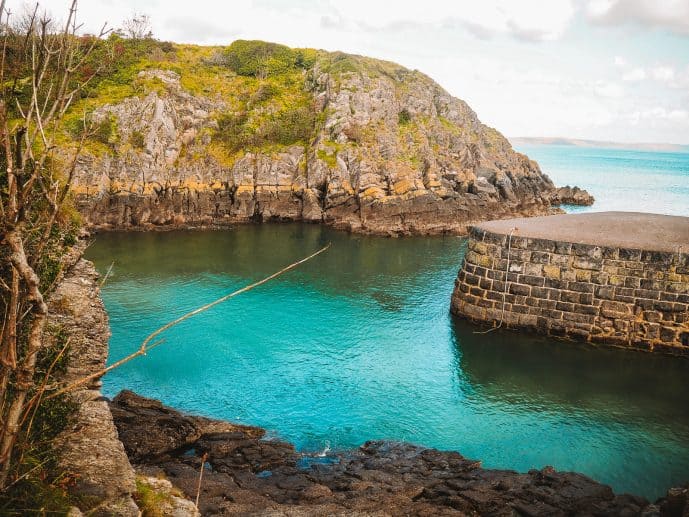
[0,0,107,488]
[122,12,152,40]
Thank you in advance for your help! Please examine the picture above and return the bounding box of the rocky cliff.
[48,258,139,515]
[68,40,580,235]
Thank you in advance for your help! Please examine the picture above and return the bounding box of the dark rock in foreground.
[549,186,595,206]
[110,390,688,516]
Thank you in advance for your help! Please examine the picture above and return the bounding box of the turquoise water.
[86,224,689,501]
[515,144,689,216]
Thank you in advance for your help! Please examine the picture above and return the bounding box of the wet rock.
[110,391,676,516]
[657,485,689,516]
[110,390,202,462]
[550,185,595,206]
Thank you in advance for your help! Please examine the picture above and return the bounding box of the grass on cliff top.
[60,37,469,167]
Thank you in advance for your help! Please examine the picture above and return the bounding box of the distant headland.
[510,136,689,153]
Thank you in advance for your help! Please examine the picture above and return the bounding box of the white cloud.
[594,81,624,98]
[164,17,234,43]
[616,62,686,87]
[586,0,689,35]
[650,65,676,82]
[614,56,627,67]
[628,107,689,123]
[330,0,577,41]
[622,67,646,81]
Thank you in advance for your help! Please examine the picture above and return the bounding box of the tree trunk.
[0,229,48,487]
[1,268,19,369]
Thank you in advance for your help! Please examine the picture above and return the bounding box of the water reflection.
[453,318,689,429]
[87,224,463,303]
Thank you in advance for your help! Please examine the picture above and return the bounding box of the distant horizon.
[510,135,689,152]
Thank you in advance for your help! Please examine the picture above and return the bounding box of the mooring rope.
[474,226,518,334]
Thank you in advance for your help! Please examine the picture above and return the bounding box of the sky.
[27,0,689,145]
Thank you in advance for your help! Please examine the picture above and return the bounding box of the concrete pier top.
[475,212,689,254]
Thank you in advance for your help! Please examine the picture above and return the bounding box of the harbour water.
[88,217,689,500]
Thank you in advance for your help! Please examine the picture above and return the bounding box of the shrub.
[251,83,278,104]
[68,113,118,146]
[221,40,313,78]
[216,104,316,152]
[398,109,412,125]
[130,130,145,149]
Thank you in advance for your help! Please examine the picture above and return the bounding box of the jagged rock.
[658,485,689,516]
[136,476,200,517]
[111,391,676,516]
[110,390,203,462]
[70,51,587,235]
[550,185,595,206]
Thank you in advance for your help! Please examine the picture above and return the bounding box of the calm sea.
[87,230,689,500]
[514,144,689,216]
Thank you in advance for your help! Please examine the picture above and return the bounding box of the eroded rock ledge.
[110,390,689,516]
[48,258,139,515]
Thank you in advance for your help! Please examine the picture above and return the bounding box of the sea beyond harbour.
[514,143,689,217]
[86,145,689,501]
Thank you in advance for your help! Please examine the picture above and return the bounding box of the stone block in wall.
[524,263,543,276]
[600,300,633,319]
[572,243,603,259]
[543,265,561,280]
[575,270,592,282]
[554,241,572,254]
[509,262,524,273]
[509,283,531,296]
[551,254,572,267]
[573,256,602,270]
[660,326,678,342]
[569,282,595,294]
[521,275,546,287]
[561,270,577,282]
[531,252,551,264]
[575,303,598,315]
[619,248,642,261]
[591,272,609,284]
[595,286,616,300]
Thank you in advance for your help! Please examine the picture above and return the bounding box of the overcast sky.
[28,0,689,144]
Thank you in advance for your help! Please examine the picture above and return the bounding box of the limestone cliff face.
[73,50,559,235]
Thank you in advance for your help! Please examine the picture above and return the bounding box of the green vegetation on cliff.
[58,38,446,167]
[60,35,549,237]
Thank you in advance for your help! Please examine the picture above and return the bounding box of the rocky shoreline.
[49,249,689,516]
[110,390,688,516]
[47,258,139,515]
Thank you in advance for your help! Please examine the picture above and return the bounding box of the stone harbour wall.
[450,226,689,356]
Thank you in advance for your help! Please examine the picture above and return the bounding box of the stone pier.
[450,212,689,356]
